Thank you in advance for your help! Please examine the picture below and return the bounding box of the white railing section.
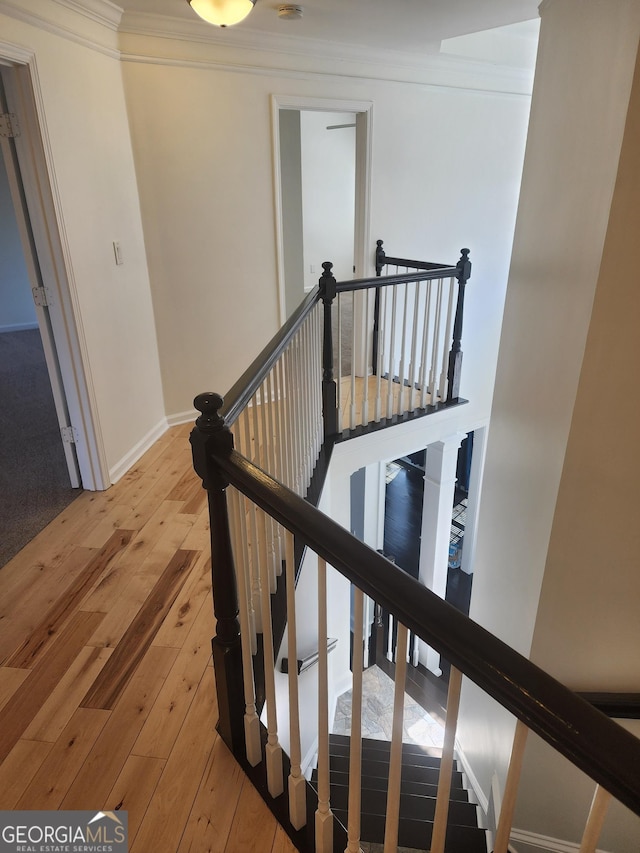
[285,528,307,830]
[335,271,458,432]
[230,304,323,646]
[384,622,408,853]
[346,588,364,853]
[316,555,334,853]
[230,303,322,497]
[431,666,463,853]
[225,485,626,853]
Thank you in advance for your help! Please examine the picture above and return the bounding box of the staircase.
[311,734,488,852]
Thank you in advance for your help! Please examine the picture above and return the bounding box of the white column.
[418,433,465,675]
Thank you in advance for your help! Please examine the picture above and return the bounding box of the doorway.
[272,96,372,323]
[0,71,82,565]
[0,59,106,494]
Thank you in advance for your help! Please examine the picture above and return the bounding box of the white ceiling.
[118,0,541,58]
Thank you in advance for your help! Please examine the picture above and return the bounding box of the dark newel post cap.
[319,261,336,302]
[375,239,385,276]
[457,248,472,284]
[194,391,225,432]
[190,392,233,490]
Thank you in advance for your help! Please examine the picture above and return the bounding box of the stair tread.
[327,754,465,788]
[333,809,487,852]
[330,732,443,758]
[312,769,469,801]
[329,741,444,769]
[328,784,478,825]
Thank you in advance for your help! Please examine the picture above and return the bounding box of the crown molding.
[0,0,121,58]
[118,10,441,67]
[118,13,534,96]
[118,10,535,94]
[53,0,123,30]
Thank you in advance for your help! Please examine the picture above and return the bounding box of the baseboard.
[0,322,39,333]
[166,408,198,427]
[108,417,168,483]
[455,737,490,814]
[510,828,611,853]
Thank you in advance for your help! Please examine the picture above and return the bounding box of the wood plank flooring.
[0,422,297,853]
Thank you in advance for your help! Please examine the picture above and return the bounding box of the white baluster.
[229,489,262,766]
[579,785,612,853]
[374,286,385,423]
[350,290,357,430]
[431,665,463,853]
[259,379,277,593]
[316,556,333,853]
[419,280,433,408]
[494,719,529,853]
[337,293,343,432]
[386,287,398,420]
[241,411,262,637]
[438,277,456,401]
[284,530,306,829]
[361,290,369,427]
[408,281,421,413]
[345,587,364,853]
[429,279,443,400]
[397,281,409,416]
[386,612,394,662]
[383,621,408,853]
[257,507,284,798]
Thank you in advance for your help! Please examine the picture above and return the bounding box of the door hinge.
[32,286,49,307]
[0,112,20,138]
[61,425,80,444]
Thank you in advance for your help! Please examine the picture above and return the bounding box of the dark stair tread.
[328,784,478,826]
[327,754,465,788]
[330,733,443,760]
[312,769,469,802]
[329,741,444,770]
[332,809,487,853]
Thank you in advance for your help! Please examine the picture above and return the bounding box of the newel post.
[189,392,245,755]
[319,261,338,438]
[372,239,386,375]
[446,248,472,403]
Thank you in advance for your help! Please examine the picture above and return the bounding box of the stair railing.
[333,243,471,432]
[191,393,640,853]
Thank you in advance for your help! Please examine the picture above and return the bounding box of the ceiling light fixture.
[188,0,256,27]
[278,5,303,20]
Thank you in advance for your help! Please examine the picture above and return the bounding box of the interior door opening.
[273,96,372,325]
[0,67,83,565]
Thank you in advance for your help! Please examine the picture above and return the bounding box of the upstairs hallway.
[0,422,297,853]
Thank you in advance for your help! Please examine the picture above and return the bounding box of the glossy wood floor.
[0,422,297,853]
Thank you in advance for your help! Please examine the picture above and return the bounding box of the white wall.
[120,38,533,424]
[0,0,166,481]
[0,151,36,332]
[300,110,356,290]
[279,109,305,318]
[457,0,640,836]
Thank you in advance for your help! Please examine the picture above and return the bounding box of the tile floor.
[332,665,445,749]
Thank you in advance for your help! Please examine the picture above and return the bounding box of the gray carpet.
[0,328,80,567]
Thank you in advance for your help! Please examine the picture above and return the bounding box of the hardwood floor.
[0,422,297,853]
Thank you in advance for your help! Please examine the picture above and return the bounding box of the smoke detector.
[278,5,303,20]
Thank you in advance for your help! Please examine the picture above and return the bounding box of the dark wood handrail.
[213,446,640,817]
[381,255,451,271]
[335,266,457,294]
[221,286,320,426]
[579,693,640,720]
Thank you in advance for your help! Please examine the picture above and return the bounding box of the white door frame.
[0,48,109,490]
[270,95,373,325]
